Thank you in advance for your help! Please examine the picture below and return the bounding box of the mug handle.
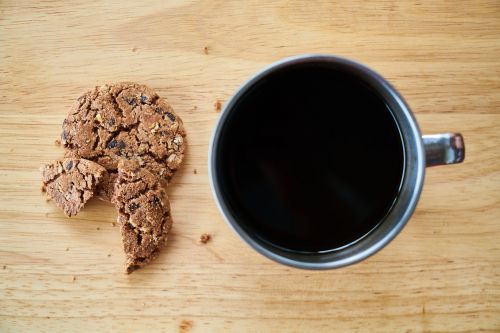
[422,133,465,167]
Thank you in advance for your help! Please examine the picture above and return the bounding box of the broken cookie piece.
[61,82,186,202]
[41,158,106,217]
[113,160,173,274]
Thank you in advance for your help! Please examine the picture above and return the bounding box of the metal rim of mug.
[208,54,426,269]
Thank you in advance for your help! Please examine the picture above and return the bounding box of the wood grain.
[1,1,499,332]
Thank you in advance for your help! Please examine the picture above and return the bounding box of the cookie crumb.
[72,275,76,281]
[65,247,69,251]
[107,253,111,257]
[96,227,100,231]
[132,47,138,52]
[54,139,61,146]
[203,46,209,54]
[193,169,197,174]
[179,319,193,333]
[214,100,222,112]
[193,106,197,110]
[111,221,117,227]
[2,265,6,269]
[199,233,211,244]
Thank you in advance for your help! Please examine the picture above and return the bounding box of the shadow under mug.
[209,55,465,269]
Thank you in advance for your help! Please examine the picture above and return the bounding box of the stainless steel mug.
[209,55,465,269]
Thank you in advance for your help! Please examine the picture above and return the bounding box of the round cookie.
[61,82,186,201]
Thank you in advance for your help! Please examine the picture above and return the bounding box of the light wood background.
[1,1,499,332]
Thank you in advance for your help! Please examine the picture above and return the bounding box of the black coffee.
[216,62,405,253]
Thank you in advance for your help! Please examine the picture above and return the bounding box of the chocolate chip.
[155,107,163,114]
[107,140,117,149]
[107,118,116,126]
[117,140,126,149]
[129,202,140,212]
[61,131,68,141]
[65,160,73,171]
[125,97,136,106]
[165,112,176,122]
[140,94,148,104]
[159,130,167,136]
[152,196,160,206]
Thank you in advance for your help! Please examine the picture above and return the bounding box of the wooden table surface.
[1,1,499,332]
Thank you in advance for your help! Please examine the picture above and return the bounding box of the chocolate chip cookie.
[113,160,173,273]
[41,158,106,217]
[61,82,186,201]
